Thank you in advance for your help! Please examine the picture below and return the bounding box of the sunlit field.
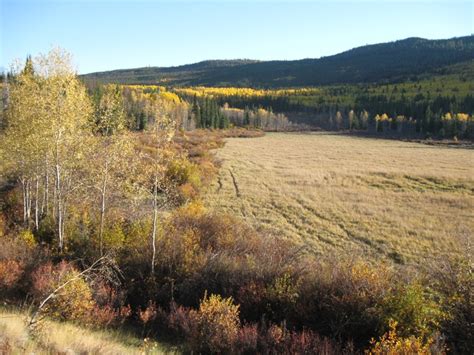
[206,132,474,264]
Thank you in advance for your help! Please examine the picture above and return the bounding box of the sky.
[1,0,473,74]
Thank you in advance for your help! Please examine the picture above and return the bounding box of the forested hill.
[82,36,474,87]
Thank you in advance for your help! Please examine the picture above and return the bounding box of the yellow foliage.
[19,229,37,248]
[46,270,95,323]
[173,86,322,100]
[159,91,181,104]
[443,112,452,120]
[351,261,391,292]
[455,113,469,121]
[366,320,437,355]
[190,293,240,353]
[103,223,126,250]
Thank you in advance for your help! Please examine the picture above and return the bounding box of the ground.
[0,308,175,354]
[205,132,474,265]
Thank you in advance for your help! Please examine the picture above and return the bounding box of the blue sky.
[1,0,473,74]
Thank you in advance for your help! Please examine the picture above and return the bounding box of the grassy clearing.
[205,132,473,264]
[0,308,176,354]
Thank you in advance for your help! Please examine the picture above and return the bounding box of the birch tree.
[37,49,93,251]
[136,100,176,275]
[89,86,135,255]
[1,49,93,251]
[1,58,48,229]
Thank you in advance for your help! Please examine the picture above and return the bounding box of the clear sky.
[1,0,473,74]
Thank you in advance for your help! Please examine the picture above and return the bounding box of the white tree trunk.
[34,176,39,230]
[21,178,27,226]
[26,180,31,225]
[151,178,158,275]
[99,167,108,256]
[55,163,63,252]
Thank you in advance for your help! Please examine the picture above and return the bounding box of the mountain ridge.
[82,35,474,87]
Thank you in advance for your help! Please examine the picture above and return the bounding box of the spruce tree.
[243,107,250,126]
[22,55,34,76]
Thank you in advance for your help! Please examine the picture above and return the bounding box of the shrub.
[379,282,445,339]
[0,214,6,237]
[166,159,201,188]
[295,258,393,345]
[366,320,437,355]
[19,229,36,248]
[103,222,126,251]
[167,302,195,339]
[31,261,95,323]
[429,253,473,353]
[0,260,23,290]
[236,324,259,353]
[246,322,350,354]
[188,294,240,353]
[138,301,158,326]
[265,272,300,321]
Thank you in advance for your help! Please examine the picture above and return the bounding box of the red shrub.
[92,304,118,327]
[138,301,158,325]
[167,302,195,338]
[30,261,74,299]
[92,303,132,327]
[118,304,132,321]
[237,324,259,353]
[0,260,23,289]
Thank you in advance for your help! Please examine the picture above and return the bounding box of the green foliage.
[379,283,445,339]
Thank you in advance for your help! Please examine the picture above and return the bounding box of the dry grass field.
[205,132,474,264]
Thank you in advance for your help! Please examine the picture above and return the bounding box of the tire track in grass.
[229,169,241,197]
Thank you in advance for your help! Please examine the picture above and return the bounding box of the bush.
[429,253,473,353]
[166,159,201,203]
[379,282,445,339]
[366,320,439,355]
[236,324,259,353]
[31,261,95,323]
[188,294,240,353]
[237,322,350,354]
[0,260,23,291]
[295,258,393,345]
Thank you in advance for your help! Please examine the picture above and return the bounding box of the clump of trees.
[190,95,230,129]
[221,104,290,131]
[0,50,196,261]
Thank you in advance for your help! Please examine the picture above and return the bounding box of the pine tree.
[22,55,34,76]
[243,107,250,126]
[191,95,201,128]
[425,105,433,134]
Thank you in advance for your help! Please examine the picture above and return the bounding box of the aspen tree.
[90,86,134,255]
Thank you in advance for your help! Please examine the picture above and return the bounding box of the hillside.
[82,36,474,87]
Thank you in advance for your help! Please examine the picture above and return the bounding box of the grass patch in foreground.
[0,308,177,354]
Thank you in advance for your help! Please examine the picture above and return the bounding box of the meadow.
[206,132,474,265]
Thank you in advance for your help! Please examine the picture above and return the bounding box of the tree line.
[174,86,474,139]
